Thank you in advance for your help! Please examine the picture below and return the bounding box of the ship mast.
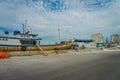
[22,20,27,34]
[22,23,25,34]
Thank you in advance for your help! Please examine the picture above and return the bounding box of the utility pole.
[58,25,61,43]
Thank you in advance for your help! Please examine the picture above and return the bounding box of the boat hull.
[0,38,74,52]
[0,44,72,52]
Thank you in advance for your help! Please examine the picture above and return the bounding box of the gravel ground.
[1,50,120,80]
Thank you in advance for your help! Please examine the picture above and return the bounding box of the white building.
[111,34,120,44]
[91,33,103,43]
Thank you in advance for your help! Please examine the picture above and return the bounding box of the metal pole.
[58,25,61,42]
[58,25,62,51]
[22,20,27,34]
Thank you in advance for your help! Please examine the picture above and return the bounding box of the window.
[0,38,8,41]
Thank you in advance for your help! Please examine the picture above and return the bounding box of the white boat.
[0,30,42,51]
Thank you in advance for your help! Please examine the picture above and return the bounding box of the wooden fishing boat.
[0,33,74,51]
[0,23,74,52]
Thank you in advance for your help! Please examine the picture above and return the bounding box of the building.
[111,34,120,44]
[91,33,103,43]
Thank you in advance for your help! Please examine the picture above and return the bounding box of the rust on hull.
[0,44,71,52]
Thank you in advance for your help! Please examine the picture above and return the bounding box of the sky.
[0,0,120,44]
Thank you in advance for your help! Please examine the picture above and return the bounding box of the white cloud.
[0,0,120,44]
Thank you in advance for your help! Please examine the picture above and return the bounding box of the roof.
[0,36,41,40]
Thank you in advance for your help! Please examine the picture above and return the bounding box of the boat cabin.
[0,30,41,46]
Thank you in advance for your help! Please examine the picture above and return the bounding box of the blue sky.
[0,0,120,44]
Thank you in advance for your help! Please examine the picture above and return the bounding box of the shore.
[6,48,103,57]
[1,50,120,80]
[3,47,119,57]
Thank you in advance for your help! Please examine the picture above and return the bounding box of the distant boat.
[39,39,74,51]
[0,23,74,52]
